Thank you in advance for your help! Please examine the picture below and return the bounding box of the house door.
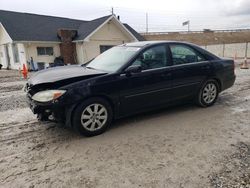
[4,45,10,69]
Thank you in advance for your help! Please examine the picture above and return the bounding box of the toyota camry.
[25,41,236,136]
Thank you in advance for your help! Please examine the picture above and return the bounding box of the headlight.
[32,90,66,102]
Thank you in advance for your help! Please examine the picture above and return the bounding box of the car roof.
[120,41,195,47]
[118,40,220,60]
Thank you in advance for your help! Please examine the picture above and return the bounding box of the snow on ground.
[0,69,249,188]
[0,108,36,124]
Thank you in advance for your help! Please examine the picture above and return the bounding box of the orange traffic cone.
[240,57,249,69]
[22,64,28,79]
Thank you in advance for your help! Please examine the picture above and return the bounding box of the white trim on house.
[73,16,113,43]
[84,16,113,42]
[73,15,138,43]
[0,22,13,44]
[73,40,87,43]
[111,16,139,42]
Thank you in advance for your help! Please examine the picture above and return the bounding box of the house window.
[12,43,20,63]
[100,45,114,53]
[37,47,54,56]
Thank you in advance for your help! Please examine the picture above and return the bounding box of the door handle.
[160,72,172,77]
[201,65,210,70]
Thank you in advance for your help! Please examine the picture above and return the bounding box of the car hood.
[28,65,107,86]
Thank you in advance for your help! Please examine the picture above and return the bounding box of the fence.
[142,29,250,60]
[202,43,249,60]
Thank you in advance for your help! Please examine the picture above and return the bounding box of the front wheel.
[72,98,113,137]
[196,80,219,107]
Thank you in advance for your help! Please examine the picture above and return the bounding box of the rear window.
[170,45,206,65]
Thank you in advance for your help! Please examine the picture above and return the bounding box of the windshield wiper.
[86,66,97,70]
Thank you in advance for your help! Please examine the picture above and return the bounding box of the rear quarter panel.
[211,59,236,91]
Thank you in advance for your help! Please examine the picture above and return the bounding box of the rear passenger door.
[169,44,212,100]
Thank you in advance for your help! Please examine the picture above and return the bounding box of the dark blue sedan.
[26,41,236,136]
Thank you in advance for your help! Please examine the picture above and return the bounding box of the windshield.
[86,46,140,72]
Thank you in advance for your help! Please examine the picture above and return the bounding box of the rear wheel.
[73,98,113,136]
[196,80,219,107]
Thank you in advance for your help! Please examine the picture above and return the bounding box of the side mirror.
[124,65,142,76]
[138,54,145,61]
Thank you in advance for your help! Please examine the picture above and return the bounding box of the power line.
[63,5,249,32]
[113,6,221,15]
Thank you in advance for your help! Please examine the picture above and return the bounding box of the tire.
[196,79,219,107]
[72,97,113,137]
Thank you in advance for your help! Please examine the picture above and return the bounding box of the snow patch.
[0,108,36,124]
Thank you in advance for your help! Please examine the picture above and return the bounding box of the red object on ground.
[22,64,28,79]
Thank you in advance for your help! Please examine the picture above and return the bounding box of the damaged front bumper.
[26,93,65,122]
[26,93,77,128]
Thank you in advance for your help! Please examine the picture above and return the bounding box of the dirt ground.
[0,69,249,188]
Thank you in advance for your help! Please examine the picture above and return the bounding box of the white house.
[0,10,144,70]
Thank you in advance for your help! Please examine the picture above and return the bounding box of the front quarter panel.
[59,73,120,110]
[59,80,92,106]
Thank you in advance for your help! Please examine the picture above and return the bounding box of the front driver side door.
[119,45,172,116]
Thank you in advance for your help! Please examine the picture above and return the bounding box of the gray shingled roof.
[123,24,145,41]
[75,15,112,41]
[0,10,144,42]
[0,10,83,42]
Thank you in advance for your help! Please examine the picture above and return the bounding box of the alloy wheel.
[81,103,108,131]
[202,83,217,104]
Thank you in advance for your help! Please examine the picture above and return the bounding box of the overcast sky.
[1,0,250,32]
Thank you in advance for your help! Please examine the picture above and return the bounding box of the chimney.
[57,29,77,65]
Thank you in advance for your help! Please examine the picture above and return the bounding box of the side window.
[170,45,206,65]
[37,47,54,56]
[131,45,168,71]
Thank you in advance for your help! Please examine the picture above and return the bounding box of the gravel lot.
[0,69,249,188]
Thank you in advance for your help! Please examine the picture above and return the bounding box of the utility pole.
[245,42,248,58]
[146,12,148,33]
[111,7,114,15]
